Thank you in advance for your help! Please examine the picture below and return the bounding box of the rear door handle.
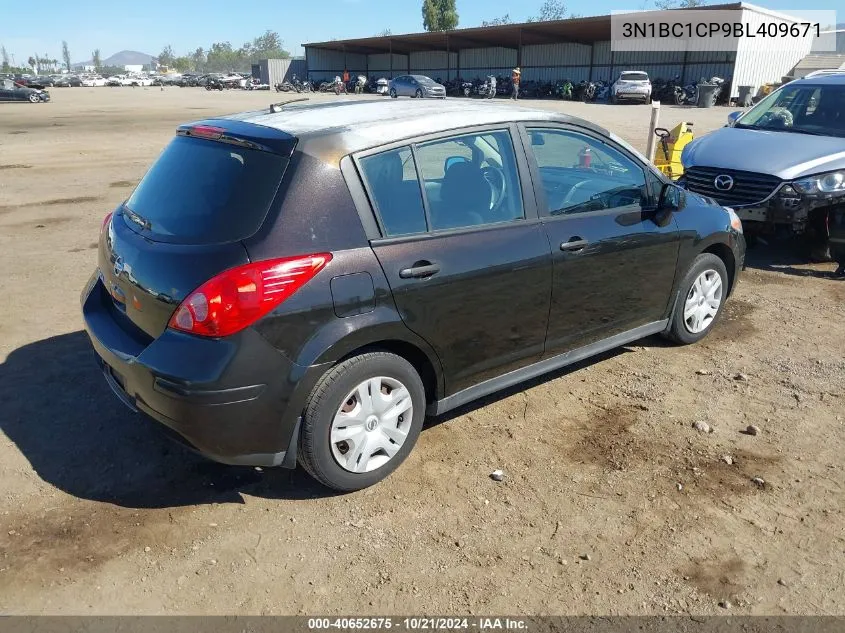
[560,237,589,252]
[399,261,440,279]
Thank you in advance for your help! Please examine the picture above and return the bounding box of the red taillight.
[186,125,225,140]
[168,253,332,337]
[102,212,113,233]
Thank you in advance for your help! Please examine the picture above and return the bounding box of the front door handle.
[560,237,589,252]
[399,261,440,279]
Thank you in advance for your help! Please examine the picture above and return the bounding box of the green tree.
[527,0,568,22]
[61,40,71,70]
[191,47,206,72]
[92,49,101,72]
[172,56,192,72]
[482,14,511,26]
[423,0,458,31]
[1,45,9,72]
[206,41,238,72]
[376,29,392,37]
[27,55,36,70]
[158,44,175,67]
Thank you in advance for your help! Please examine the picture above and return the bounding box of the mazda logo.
[113,256,125,276]
[714,174,735,191]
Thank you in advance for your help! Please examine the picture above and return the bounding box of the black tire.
[665,253,729,345]
[415,89,423,98]
[610,94,618,105]
[299,352,426,492]
[390,88,397,99]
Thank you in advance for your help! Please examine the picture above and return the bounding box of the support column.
[446,36,450,81]
[589,43,594,81]
[389,40,393,79]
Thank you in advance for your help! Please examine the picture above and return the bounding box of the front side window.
[527,128,647,215]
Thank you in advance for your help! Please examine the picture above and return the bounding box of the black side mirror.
[659,183,683,211]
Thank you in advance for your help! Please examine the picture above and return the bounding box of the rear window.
[124,136,286,244]
[621,72,649,81]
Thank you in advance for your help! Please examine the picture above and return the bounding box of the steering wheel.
[481,166,507,211]
[561,180,595,206]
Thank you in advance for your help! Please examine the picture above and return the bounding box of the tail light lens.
[168,253,332,337]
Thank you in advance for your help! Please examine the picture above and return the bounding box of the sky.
[0,0,841,65]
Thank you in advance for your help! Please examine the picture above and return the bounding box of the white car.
[81,76,106,87]
[122,75,152,87]
[611,71,652,104]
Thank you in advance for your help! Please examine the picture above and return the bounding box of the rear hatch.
[617,72,650,93]
[97,120,296,340]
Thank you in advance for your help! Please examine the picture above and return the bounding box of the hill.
[74,50,157,68]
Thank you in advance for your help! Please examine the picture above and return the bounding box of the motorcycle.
[556,80,573,100]
[375,78,390,95]
[354,75,368,94]
[481,76,496,99]
[334,76,347,95]
[205,78,225,91]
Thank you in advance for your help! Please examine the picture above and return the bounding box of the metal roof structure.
[303,4,748,54]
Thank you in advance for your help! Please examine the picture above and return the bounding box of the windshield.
[125,136,286,244]
[412,76,436,85]
[736,83,845,138]
[620,72,649,81]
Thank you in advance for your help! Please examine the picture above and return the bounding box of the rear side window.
[125,136,286,244]
[359,147,427,236]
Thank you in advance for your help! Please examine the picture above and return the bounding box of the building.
[254,58,308,86]
[791,53,845,79]
[304,2,818,99]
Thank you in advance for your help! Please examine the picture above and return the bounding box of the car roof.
[221,99,609,156]
[794,73,845,85]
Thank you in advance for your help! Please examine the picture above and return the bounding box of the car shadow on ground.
[1,330,646,509]
[0,331,336,508]
[744,239,841,280]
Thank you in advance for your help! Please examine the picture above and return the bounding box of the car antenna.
[270,97,309,113]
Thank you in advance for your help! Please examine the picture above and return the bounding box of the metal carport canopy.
[302,4,744,54]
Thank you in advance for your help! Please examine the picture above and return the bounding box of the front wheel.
[390,88,397,99]
[415,89,423,99]
[29,93,40,103]
[665,253,729,345]
[299,352,426,491]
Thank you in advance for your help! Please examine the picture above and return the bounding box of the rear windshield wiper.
[123,206,151,231]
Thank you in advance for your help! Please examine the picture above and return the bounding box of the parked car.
[81,75,107,87]
[389,75,446,99]
[0,78,50,102]
[611,71,652,104]
[54,75,82,87]
[680,72,845,259]
[82,100,744,491]
[36,75,55,87]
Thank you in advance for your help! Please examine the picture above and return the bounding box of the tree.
[27,55,36,70]
[376,29,393,37]
[62,40,71,70]
[191,47,206,72]
[172,56,192,72]
[527,0,568,22]
[92,49,102,72]
[422,0,458,31]
[655,0,705,8]
[158,44,175,67]
[1,45,9,72]
[482,14,511,26]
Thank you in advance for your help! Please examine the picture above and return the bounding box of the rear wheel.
[299,352,426,491]
[390,88,397,99]
[665,253,728,345]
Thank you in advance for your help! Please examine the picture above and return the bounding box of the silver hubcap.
[330,377,413,473]
[684,269,723,334]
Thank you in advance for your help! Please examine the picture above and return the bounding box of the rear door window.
[124,136,286,244]
[359,147,427,237]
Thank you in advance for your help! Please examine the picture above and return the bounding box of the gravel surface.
[1,89,843,615]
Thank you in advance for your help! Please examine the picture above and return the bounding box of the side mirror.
[727,110,742,126]
[444,156,469,172]
[659,183,683,211]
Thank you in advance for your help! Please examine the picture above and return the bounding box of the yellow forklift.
[652,121,694,181]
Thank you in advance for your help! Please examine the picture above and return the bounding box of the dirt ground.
[0,88,843,616]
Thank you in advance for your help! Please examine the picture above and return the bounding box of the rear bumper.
[81,273,329,467]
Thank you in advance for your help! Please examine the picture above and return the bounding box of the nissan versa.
[82,100,745,491]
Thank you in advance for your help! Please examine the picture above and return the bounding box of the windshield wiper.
[123,206,151,231]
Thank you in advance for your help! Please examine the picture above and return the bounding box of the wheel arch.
[701,242,736,296]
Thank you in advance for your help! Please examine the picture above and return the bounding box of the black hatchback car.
[82,100,745,491]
